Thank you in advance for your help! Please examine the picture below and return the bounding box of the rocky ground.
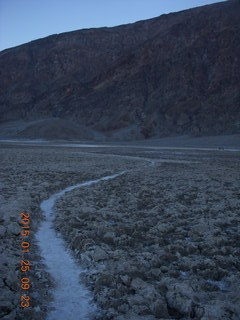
[0,143,240,320]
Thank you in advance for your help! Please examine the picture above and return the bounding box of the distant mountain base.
[0,119,240,150]
[0,118,146,141]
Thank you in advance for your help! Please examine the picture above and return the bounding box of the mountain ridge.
[0,0,239,140]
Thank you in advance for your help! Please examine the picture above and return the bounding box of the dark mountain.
[0,0,239,140]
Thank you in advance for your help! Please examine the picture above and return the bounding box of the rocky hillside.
[0,0,239,140]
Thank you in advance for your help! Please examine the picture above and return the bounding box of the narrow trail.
[35,172,125,320]
[35,154,192,319]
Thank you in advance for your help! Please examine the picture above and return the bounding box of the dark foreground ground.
[0,142,239,319]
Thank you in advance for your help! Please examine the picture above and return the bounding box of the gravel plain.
[0,143,239,320]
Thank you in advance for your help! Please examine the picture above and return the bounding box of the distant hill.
[0,0,239,140]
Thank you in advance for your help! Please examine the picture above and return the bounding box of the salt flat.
[0,143,239,319]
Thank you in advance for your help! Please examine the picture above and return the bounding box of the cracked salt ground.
[206,279,227,291]
[179,272,227,291]
[180,271,189,279]
[35,172,125,320]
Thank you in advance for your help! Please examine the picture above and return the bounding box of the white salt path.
[35,172,125,320]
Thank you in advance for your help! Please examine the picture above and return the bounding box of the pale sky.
[0,0,225,51]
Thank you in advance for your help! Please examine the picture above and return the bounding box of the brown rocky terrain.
[0,0,240,140]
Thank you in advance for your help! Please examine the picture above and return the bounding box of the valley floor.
[0,143,239,319]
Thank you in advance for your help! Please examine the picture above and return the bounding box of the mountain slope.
[0,0,239,140]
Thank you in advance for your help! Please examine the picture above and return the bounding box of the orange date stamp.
[20,211,31,308]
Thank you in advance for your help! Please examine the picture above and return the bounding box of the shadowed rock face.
[0,0,240,140]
